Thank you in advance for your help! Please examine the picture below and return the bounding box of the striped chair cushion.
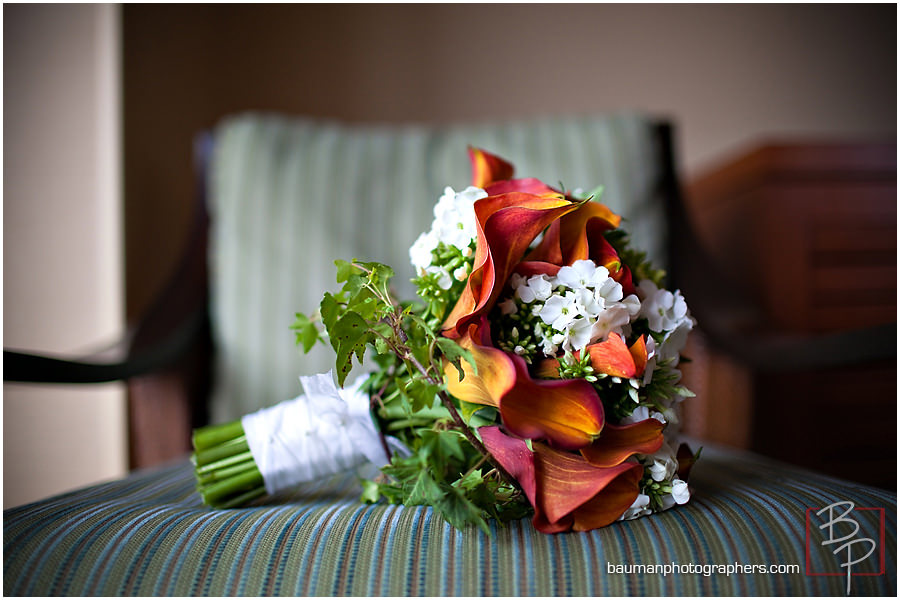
[207,113,668,421]
[4,442,895,596]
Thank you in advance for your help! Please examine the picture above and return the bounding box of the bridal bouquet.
[192,148,698,533]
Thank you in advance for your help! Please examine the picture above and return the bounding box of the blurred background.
[4,3,896,507]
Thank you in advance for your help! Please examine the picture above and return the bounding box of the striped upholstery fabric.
[5,443,895,596]
[207,113,668,421]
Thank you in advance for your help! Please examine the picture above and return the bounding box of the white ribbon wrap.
[242,371,400,495]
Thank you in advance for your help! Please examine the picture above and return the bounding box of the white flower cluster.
[636,279,695,370]
[501,259,641,356]
[619,439,691,521]
[409,185,486,287]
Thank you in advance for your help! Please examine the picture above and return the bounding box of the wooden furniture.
[684,140,896,489]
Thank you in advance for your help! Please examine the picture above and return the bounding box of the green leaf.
[360,478,381,504]
[291,312,320,353]
[403,377,442,413]
[459,400,490,424]
[406,313,437,342]
[330,311,371,387]
[407,469,443,505]
[334,259,357,283]
[347,293,378,320]
[320,292,342,337]
[435,484,490,534]
[455,468,484,491]
[374,335,391,355]
[435,337,477,382]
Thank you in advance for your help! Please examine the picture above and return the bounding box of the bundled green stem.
[192,421,265,508]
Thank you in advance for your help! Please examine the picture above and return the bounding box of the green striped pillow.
[208,113,667,421]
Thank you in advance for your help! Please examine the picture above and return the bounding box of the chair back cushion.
[208,113,668,420]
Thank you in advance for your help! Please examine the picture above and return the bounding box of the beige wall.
[3,4,126,507]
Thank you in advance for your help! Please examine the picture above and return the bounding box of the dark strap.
[3,308,206,384]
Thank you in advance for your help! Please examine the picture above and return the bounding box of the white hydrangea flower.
[410,186,486,272]
[593,277,624,305]
[564,317,596,352]
[587,304,631,344]
[647,440,678,483]
[671,479,690,504]
[556,260,610,290]
[660,480,690,511]
[656,319,694,364]
[516,274,553,304]
[431,186,486,250]
[409,231,439,273]
[638,279,690,334]
[621,405,667,425]
[539,292,580,331]
[622,293,642,318]
[619,493,652,521]
[621,405,650,424]
[424,266,452,290]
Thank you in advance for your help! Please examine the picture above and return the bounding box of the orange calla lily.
[534,358,562,379]
[586,334,648,379]
[480,426,643,533]
[524,200,636,296]
[580,419,665,468]
[468,147,559,196]
[444,323,515,408]
[468,147,514,189]
[501,353,604,450]
[528,200,621,265]
[484,177,559,197]
[442,192,579,338]
[445,321,604,450]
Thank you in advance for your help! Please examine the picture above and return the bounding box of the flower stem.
[397,337,521,493]
[192,420,265,508]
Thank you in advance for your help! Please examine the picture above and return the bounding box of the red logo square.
[805,504,885,578]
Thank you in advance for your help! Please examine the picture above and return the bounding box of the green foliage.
[556,351,598,382]
[411,241,475,325]
[290,313,320,353]
[640,469,674,512]
[294,258,523,532]
[371,428,530,533]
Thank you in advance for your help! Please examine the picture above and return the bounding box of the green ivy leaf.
[360,478,381,504]
[435,484,490,534]
[330,312,371,387]
[291,312,320,353]
[403,377,442,413]
[435,337,477,382]
[320,292,341,337]
[334,259,357,283]
[459,400,491,424]
[407,469,443,505]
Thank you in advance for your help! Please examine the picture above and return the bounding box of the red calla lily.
[480,426,643,533]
